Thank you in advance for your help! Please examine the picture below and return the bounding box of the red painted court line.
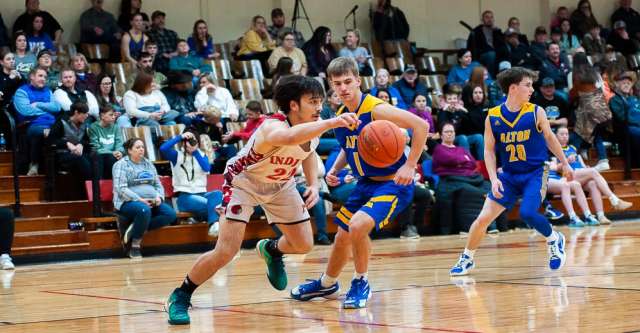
[41,290,481,333]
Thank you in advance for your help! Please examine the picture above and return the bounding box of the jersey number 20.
[506,144,527,162]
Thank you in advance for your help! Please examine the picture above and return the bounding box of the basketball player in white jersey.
[165,75,359,325]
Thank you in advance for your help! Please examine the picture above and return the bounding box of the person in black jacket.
[611,0,640,40]
[302,26,337,78]
[608,20,639,56]
[466,10,506,77]
[372,0,410,44]
[48,101,92,181]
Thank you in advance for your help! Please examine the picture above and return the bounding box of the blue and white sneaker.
[343,277,371,309]
[548,231,566,270]
[544,204,565,221]
[584,215,600,226]
[450,254,475,276]
[568,216,585,228]
[290,277,340,301]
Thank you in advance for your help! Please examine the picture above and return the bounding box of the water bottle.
[0,133,7,152]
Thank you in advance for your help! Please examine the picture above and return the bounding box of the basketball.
[357,120,406,168]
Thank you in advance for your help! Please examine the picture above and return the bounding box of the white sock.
[320,273,337,287]
[569,212,578,220]
[354,272,368,281]
[546,230,559,243]
[609,195,620,206]
[583,209,592,217]
[463,248,475,259]
[597,211,606,219]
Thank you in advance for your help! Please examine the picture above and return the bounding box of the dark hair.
[182,126,201,145]
[176,38,187,47]
[274,75,324,114]
[29,13,45,35]
[120,0,142,16]
[547,41,560,50]
[130,12,144,24]
[439,121,455,134]
[271,8,284,18]
[496,67,538,93]
[443,83,462,96]
[245,100,263,113]
[12,31,29,52]
[577,0,592,11]
[456,48,470,63]
[29,66,47,77]
[375,88,390,98]
[137,51,152,61]
[307,26,333,48]
[96,73,116,104]
[462,84,487,106]
[508,17,519,25]
[70,101,89,114]
[274,57,293,76]
[0,49,13,62]
[131,71,153,94]
[144,39,157,46]
[411,93,427,104]
[559,19,576,48]
[192,19,211,55]
[99,104,114,115]
[123,137,144,151]
[572,54,598,85]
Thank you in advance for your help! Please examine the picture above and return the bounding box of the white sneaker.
[593,159,610,172]
[208,222,219,237]
[0,254,15,270]
[27,163,38,176]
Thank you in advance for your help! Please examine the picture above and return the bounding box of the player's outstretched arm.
[263,113,360,147]
[537,107,574,180]
[301,152,320,208]
[372,104,428,185]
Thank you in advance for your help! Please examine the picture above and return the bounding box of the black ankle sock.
[266,239,283,257]
[178,275,199,295]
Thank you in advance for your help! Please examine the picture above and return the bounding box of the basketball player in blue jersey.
[290,57,428,309]
[450,67,574,276]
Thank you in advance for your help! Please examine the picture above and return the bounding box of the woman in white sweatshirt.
[123,71,179,127]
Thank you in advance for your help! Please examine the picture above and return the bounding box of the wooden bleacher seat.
[58,44,78,57]
[122,126,158,161]
[360,76,374,92]
[415,55,437,74]
[261,99,278,115]
[372,57,385,72]
[214,43,231,61]
[385,57,405,75]
[209,59,233,81]
[232,60,266,89]
[421,74,446,94]
[105,62,135,85]
[155,124,186,144]
[81,43,110,61]
[383,40,414,64]
[89,62,102,75]
[229,78,262,100]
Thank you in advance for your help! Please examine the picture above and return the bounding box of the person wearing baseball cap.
[36,49,59,90]
[607,20,638,55]
[532,77,569,130]
[392,64,430,109]
[609,70,640,165]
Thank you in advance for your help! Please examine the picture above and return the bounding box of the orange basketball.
[357,120,406,168]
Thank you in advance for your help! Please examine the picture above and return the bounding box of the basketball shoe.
[544,204,564,221]
[291,276,340,301]
[256,239,287,290]
[584,215,600,226]
[450,253,475,276]
[568,216,585,228]
[165,288,192,325]
[343,277,371,309]
[548,231,566,270]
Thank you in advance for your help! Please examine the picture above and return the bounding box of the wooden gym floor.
[2,220,640,332]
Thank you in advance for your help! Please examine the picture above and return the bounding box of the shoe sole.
[255,240,287,290]
[450,262,475,276]
[164,298,190,325]
[550,233,566,271]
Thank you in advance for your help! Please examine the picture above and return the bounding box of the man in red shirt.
[222,101,266,143]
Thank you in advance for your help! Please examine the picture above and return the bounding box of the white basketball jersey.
[224,118,319,184]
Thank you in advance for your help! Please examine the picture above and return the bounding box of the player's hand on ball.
[491,179,504,199]
[303,186,319,208]
[561,163,574,181]
[394,164,415,185]
[332,113,360,128]
[325,169,340,187]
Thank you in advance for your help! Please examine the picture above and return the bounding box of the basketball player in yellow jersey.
[291,57,429,309]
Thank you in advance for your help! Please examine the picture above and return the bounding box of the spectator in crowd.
[136,51,167,90]
[504,28,532,68]
[0,208,14,270]
[372,0,410,49]
[187,20,219,60]
[550,6,571,30]
[143,39,159,68]
[431,122,498,235]
[609,71,640,161]
[611,0,640,40]
[447,49,479,86]
[169,39,211,78]
[570,0,600,38]
[123,71,178,127]
[369,68,404,109]
[35,49,58,90]
[13,0,63,47]
[530,26,549,67]
[160,129,223,237]
[13,67,61,175]
[531,77,570,130]
[293,155,331,245]
[303,26,337,78]
[70,54,97,93]
[269,57,294,96]
[268,31,307,75]
[319,89,341,155]
[487,61,510,106]
[607,20,638,56]
[192,106,236,173]
[506,17,529,46]
[408,93,436,140]
[582,24,606,58]
[80,0,122,49]
[88,105,124,179]
[113,137,176,258]
[375,88,391,103]
[267,8,305,48]
[221,100,265,144]
[570,53,611,171]
[547,156,598,228]
[161,70,198,126]
[121,13,148,65]
[461,84,488,139]
[0,14,9,51]
[539,42,571,100]
[338,29,372,76]
[558,19,581,55]
[466,10,505,76]
[437,85,484,160]
[393,65,429,112]
[194,74,238,122]
[53,68,99,120]
[117,0,149,32]
[27,14,56,54]
[48,101,92,181]
[0,50,23,110]
[95,73,129,127]
[14,31,36,79]
[237,15,275,74]
[147,10,178,74]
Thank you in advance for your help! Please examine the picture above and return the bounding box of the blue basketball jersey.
[489,102,548,174]
[334,94,407,177]
[562,145,583,169]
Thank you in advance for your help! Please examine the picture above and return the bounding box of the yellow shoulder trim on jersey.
[488,105,502,117]
[361,95,385,119]
[495,102,535,128]
[336,104,347,116]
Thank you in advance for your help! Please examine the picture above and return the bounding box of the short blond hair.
[326,56,359,79]
[202,105,222,120]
